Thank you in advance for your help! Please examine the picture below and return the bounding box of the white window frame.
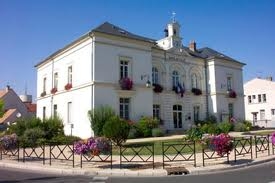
[43,77,47,92]
[263,94,267,102]
[248,95,252,104]
[227,76,232,90]
[42,106,46,121]
[120,60,129,79]
[152,67,159,85]
[271,109,275,116]
[193,106,200,122]
[172,70,179,87]
[258,94,262,103]
[191,73,198,88]
[53,104,57,118]
[68,66,72,84]
[67,102,72,124]
[119,98,130,120]
[173,105,182,128]
[228,103,234,119]
[54,72,58,88]
[260,109,265,120]
[153,104,160,119]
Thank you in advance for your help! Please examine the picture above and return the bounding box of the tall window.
[153,104,160,119]
[68,66,72,84]
[120,61,129,79]
[191,74,198,88]
[43,77,47,92]
[172,70,179,87]
[248,96,252,104]
[42,106,46,121]
[173,105,182,128]
[228,103,234,119]
[120,98,130,120]
[53,104,57,118]
[271,109,275,116]
[252,95,256,103]
[263,94,266,102]
[67,102,72,124]
[260,109,265,120]
[258,94,262,103]
[193,106,200,122]
[152,67,159,84]
[54,72,58,88]
[227,76,232,90]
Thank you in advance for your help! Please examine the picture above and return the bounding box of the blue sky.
[1,0,275,100]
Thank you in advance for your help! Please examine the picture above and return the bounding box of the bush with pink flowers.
[271,132,275,145]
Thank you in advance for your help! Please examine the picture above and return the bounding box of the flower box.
[153,83,163,93]
[228,89,237,98]
[40,91,46,97]
[51,87,57,94]
[65,83,72,90]
[119,77,133,90]
[191,88,202,95]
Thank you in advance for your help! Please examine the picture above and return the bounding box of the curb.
[189,157,275,175]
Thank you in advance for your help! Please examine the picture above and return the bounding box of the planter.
[40,91,46,97]
[65,83,72,90]
[191,88,202,95]
[51,87,57,94]
[153,84,163,93]
[119,77,133,90]
[228,89,237,98]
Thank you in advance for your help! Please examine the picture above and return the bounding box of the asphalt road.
[0,161,275,183]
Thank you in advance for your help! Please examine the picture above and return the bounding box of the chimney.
[189,40,197,52]
[6,85,10,92]
[266,76,273,81]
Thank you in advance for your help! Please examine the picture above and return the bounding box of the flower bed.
[74,137,111,156]
[202,133,233,156]
[0,134,18,151]
[119,77,133,90]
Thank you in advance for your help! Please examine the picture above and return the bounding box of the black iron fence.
[202,149,229,167]
[234,137,253,162]
[0,144,20,162]
[255,135,270,158]
[162,141,196,168]
[23,144,45,164]
[119,143,154,169]
[49,143,75,167]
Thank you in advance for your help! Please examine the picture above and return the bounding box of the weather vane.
[172,11,176,22]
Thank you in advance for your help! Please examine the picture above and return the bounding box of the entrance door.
[252,112,258,126]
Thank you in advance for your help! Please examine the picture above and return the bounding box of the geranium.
[74,137,111,156]
[202,133,233,156]
[119,77,133,90]
[0,133,18,151]
[271,132,275,145]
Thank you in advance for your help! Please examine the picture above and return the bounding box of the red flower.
[65,83,72,90]
[119,77,133,90]
[228,89,237,98]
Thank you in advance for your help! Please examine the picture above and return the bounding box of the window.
[54,72,58,88]
[271,109,275,116]
[172,70,179,87]
[68,66,72,84]
[67,102,72,124]
[120,61,129,79]
[42,106,46,121]
[258,94,262,103]
[43,77,47,92]
[120,98,130,120]
[53,104,57,118]
[173,105,182,128]
[260,109,265,120]
[227,76,232,90]
[193,106,200,122]
[152,67,159,84]
[191,74,198,88]
[252,95,256,103]
[248,96,252,104]
[228,103,234,119]
[153,105,160,119]
[263,94,266,102]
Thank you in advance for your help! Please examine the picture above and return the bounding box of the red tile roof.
[25,103,37,113]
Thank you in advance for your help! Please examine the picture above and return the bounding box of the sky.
[1,0,275,101]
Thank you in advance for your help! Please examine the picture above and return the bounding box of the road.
[0,161,275,183]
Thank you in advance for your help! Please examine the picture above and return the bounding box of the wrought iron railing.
[234,137,253,162]
[255,135,270,158]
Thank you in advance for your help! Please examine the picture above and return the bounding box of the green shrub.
[207,123,220,135]
[152,128,164,137]
[103,116,130,146]
[137,117,159,137]
[243,120,252,131]
[42,116,64,140]
[186,127,203,141]
[0,99,4,118]
[88,105,115,136]
[7,117,43,136]
[21,127,45,147]
[234,122,247,132]
[50,135,81,145]
[218,121,234,134]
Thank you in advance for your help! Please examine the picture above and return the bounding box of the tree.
[88,105,115,136]
[0,99,4,118]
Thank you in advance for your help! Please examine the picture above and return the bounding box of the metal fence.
[255,135,270,158]
[234,137,253,162]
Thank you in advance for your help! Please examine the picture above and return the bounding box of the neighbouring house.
[0,85,36,129]
[244,77,275,128]
[35,19,245,138]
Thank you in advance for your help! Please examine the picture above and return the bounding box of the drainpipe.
[88,32,95,112]
[51,59,54,117]
[204,59,209,118]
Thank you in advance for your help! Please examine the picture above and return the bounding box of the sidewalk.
[0,130,274,177]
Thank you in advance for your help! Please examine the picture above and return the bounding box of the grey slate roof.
[93,22,156,43]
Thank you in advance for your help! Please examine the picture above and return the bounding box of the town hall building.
[35,19,245,138]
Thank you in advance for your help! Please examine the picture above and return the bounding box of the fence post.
[80,154,83,168]
[72,144,75,168]
[267,134,270,156]
[110,142,113,169]
[162,142,164,169]
[250,136,253,159]
[152,143,155,169]
[17,143,20,162]
[234,138,237,162]
[43,144,45,165]
[23,146,25,163]
[227,153,229,164]
[202,148,205,167]
[193,141,197,167]
[0,147,2,160]
[119,146,122,169]
[49,144,52,166]
[255,136,257,158]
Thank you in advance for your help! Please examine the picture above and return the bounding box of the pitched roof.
[93,22,156,43]
[0,108,17,124]
[198,47,245,65]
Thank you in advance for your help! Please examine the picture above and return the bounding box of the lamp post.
[141,74,151,88]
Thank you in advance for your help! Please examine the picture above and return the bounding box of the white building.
[35,20,245,138]
[244,77,275,127]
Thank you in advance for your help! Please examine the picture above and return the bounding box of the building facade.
[244,77,275,127]
[36,20,245,138]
